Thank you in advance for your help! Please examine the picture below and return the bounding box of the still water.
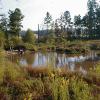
[7,51,100,73]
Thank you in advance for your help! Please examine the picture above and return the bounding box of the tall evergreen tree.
[44,12,52,34]
[58,11,72,38]
[63,11,71,30]
[87,0,98,37]
[0,15,8,32]
[95,6,100,37]
[54,19,60,37]
[0,15,8,39]
[74,15,82,36]
[8,8,24,37]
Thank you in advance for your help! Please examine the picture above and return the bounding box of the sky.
[0,0,89,30]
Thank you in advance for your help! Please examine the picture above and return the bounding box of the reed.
[0,51,99,100]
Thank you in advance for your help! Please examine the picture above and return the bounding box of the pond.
[7,51,100,74]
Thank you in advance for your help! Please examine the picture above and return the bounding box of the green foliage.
[63,11,71,28]
[24,43,37,51]
[95,64,100,74]
[0,15,8,33]
[44,12,52,30]
[48,75,92,100]
[8,8,24,37]
[74,15,82,35]
[0,30,5,48]
[4,36,23,49]
[74,15,81,27]
[50,77,69,100]
[44,12,52,36]
[69,77,92,100]
[55,37,66,47]
[4,62,24,81]
[82,0,99,37]
[23,29,36,44]
[46,32,55,45]
[10,36,23,46]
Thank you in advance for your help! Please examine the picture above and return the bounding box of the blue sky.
[0,0,89,30]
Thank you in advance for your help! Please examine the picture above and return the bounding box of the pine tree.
[44,12,52,34]
[8,8,24,37]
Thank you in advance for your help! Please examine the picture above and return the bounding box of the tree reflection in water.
[7,52,100,73]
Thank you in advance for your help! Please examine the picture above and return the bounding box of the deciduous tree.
[23,29,36,44]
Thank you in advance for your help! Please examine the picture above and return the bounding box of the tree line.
[0,0,100,50]
[43,0,100,40]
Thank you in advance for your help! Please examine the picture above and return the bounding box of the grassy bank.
[4,40,100,55]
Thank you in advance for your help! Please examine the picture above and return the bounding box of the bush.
[23,29,36,44]
[24,43,37,51]
[4,36,23,49]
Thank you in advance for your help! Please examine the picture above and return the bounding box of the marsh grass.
[0,51,100,100]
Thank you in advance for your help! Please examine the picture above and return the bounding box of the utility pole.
[38,24,40,45]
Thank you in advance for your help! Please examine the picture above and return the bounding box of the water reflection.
[7,51,100,72]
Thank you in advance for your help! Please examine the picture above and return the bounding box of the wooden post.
[38,24,40,44]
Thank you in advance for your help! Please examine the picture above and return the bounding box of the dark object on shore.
[13,45,26,54]
[65,48,72,54]
[56,47,64,52]
[14,45,26,50]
